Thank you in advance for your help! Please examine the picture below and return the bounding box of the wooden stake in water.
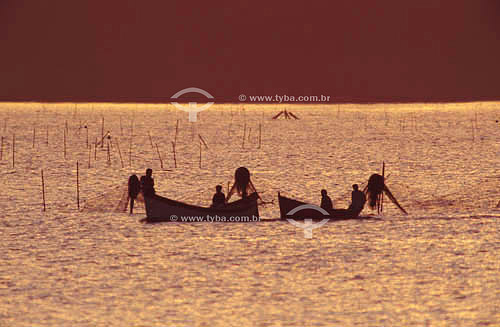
[101,116,104,148]
[199,140,202,169]
[174,119,179,145]
[155,143,164,170]
[32,127,36,148]
[76,161,80,210]
[129,120,133,167]
[380,161,385,213]
[94,138,97,161]
[0,136,3,161]
[171,141,177,168]
[471,119,475,142]
[63,128,67,159]
[88,146,91,169]
[258,123,262,149]
[41,169,46,212]
[120,116,123,136]
[148,132,154,149]
[107,140,111,165]
[129,137,132,167]
[12,133,15,168]
[242,123,246,148]
[198,134,208,149]
[116,139,124,168]
[85,126,89,148]
[46,125,49,145]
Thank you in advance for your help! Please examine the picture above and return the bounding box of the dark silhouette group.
[128,168,156,214]
[320,184,366,213]
[128,166,377,215]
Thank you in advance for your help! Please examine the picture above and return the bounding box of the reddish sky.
[1,0,499,103]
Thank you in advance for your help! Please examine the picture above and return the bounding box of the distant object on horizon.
[272,110,299,120]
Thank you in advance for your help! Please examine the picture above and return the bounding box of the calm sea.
[0,102,499,326]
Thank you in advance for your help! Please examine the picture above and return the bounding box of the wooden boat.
[144,192,259,222]
[278,192,363,220]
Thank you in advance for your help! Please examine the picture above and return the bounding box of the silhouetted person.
[365,174,407,214]
[140,168,155,197]
[226,167,262,202]
[211,185,226,208]
[320,189,333,211]
[128,174,141,214]
[349,184,366,212]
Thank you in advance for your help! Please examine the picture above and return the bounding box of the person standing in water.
[226,167,261,202]
[320,189,333,211]
[128,174,141,214]
[140,168,156,197]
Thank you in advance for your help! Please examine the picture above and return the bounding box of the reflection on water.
[0,103,499,326]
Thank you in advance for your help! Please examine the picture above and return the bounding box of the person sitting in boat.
[226,167,262,202]
[140,168,156,197]
[348,184,366,212]
[211,185,226,208]
[320,189,333,211]
[128,174,141,214]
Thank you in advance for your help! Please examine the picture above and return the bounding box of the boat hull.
[144,193,259,223]
[278,192,362,220]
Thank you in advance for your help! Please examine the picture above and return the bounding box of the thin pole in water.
[94,138,97,161]
[63,128,67,160]
[471,119,475,142]
[41,169,46,212]
[380,161,385,213]
[116,139,124,168]
[258,123,262,149]
[88,146,91,169]
[155,143,164,170]
[101,116,104,148]
[171,141,177,168]
[0,136,3,161]
[198,134,208,149]
[129,120,133,167]
[199,140,202,169]
[12,133,15,168]
[85,126,89,148]
[32,127,36,148]
[76,161,80,210]
[148,132,154,149]
[242,123,246,149]
[174,119,179,145]
[107,140,111,165]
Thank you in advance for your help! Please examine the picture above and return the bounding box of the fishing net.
[81,184,145,213]
[331,174,500,216]
[363,175,500,215]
